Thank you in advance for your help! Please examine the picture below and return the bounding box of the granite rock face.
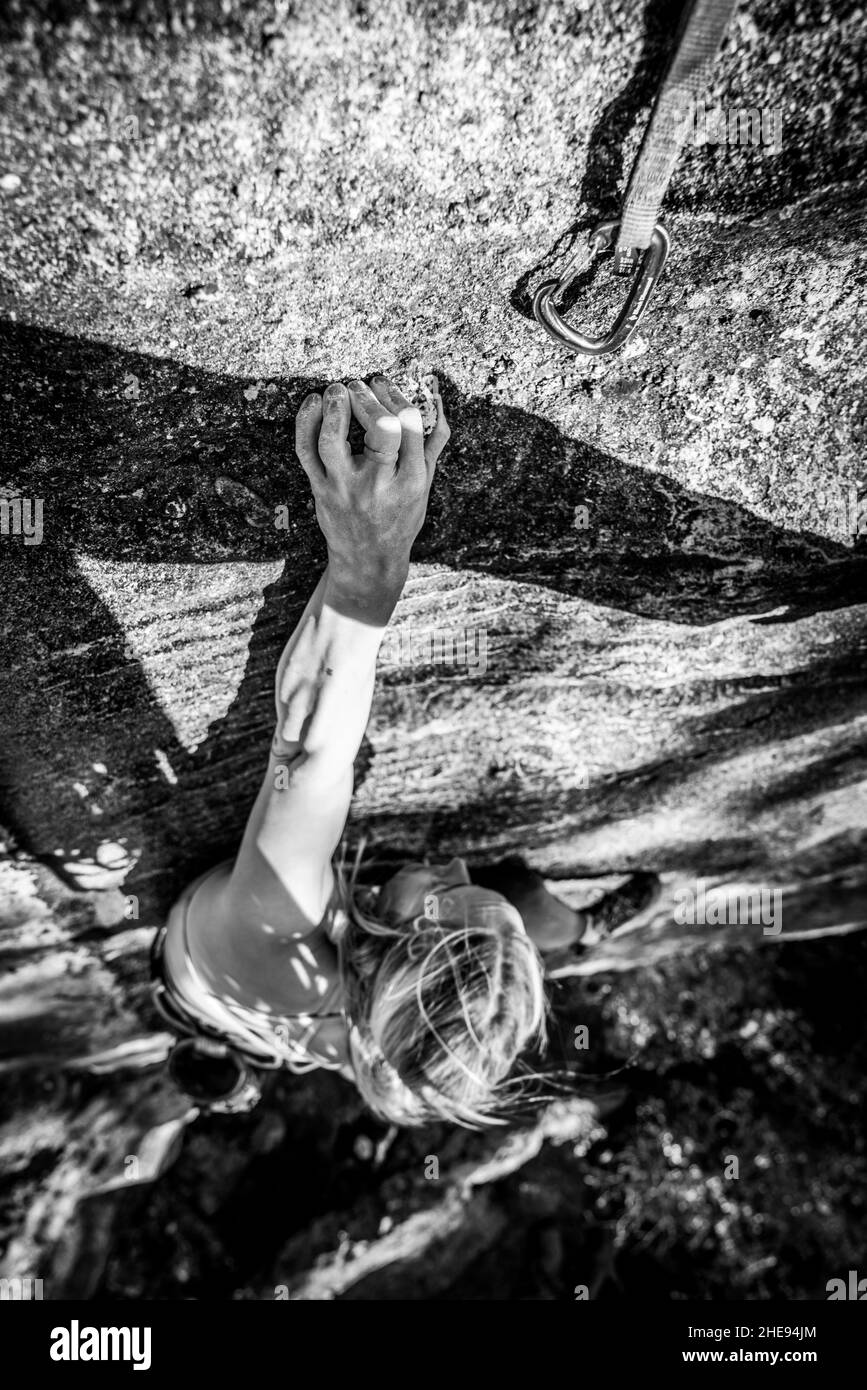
[1,0,865,1298]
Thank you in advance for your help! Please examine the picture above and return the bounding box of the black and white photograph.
[1,0,865,1344]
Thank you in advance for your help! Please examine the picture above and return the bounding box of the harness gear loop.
[532,0,740,356]
[150,925,275,1115]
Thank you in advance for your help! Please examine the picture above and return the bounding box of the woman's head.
[338,859,547,1127]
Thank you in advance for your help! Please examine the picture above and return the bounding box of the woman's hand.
[294,373,450,620]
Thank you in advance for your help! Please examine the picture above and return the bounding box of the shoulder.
[217,846,336,941]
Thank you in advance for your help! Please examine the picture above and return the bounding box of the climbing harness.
[151,925,349,1115]
[148,854,356,1114]
[150,925,279,1114]
[533,0,740,356]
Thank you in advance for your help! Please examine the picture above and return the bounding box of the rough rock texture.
[1,0,865,1299]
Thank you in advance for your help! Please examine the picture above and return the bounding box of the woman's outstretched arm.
[221,374,450,936]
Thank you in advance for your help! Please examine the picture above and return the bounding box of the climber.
[151,373,652,1120]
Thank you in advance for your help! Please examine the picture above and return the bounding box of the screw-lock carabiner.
[532,219,670,358]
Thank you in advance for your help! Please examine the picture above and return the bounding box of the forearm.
[273,562,405,777]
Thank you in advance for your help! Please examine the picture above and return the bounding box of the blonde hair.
[334,851,547,1128]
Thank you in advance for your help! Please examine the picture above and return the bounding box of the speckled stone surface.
[1,0,866,1300]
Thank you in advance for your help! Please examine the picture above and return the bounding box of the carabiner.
[167,1035,263,1114]
[532,219,670,357]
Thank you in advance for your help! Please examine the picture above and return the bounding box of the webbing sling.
[533,0,740,357]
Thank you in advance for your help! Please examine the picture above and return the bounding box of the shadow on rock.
[1,319,863,912]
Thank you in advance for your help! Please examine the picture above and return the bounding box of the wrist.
[324,557,408,624]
